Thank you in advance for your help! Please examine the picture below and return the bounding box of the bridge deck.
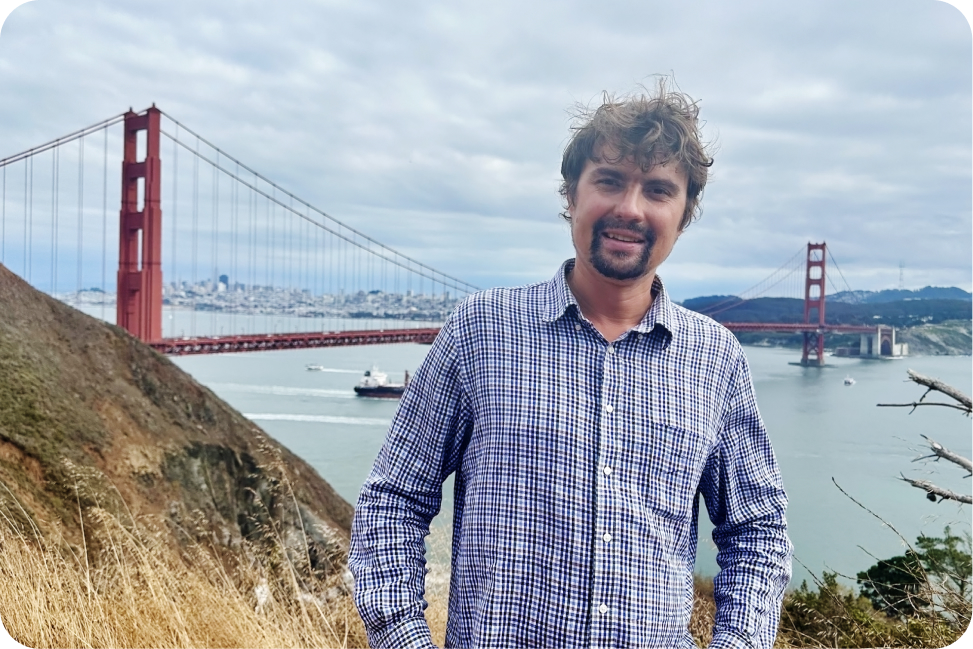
[150,322,890,355]
[720,322,892,334]
[151,328,441,355]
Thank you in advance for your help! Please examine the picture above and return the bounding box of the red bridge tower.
[801,242,826,366]
[116,106,163,342]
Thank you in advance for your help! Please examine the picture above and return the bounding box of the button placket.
[593,340,620,636]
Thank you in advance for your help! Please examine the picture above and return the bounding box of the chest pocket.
[619,422,712,530]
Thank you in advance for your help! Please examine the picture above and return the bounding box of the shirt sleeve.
[348,315,471,649]
[699,349,793,649]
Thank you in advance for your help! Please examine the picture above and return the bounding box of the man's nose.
[615,183,644,219]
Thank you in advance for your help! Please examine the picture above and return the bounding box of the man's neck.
[566,261,656,343]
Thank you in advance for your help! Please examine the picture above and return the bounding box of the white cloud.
[0,0,969,295]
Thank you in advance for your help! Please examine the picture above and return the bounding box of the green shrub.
[776,528,972,648]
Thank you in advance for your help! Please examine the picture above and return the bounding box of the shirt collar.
[542,258,676,341]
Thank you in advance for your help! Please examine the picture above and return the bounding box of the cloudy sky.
[0,0,970,300]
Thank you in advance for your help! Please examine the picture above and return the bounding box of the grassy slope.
[0,261,352,572]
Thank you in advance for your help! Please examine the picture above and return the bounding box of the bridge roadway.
[150,322,888,355]
[719,323,889,334]
[151,327,441,355]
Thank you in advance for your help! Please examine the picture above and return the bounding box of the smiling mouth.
[587,217,656,280]
[603,231,644,244]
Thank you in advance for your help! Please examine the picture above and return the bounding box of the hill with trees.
[681,291,971,355]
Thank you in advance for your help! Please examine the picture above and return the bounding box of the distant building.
[859,326,908,358]
[834,326,908,358]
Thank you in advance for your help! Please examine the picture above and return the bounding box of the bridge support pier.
[116,106,163,342]
[801,331,825,366]
[800,242,827,366]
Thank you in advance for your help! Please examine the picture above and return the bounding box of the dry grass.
[10,471,961,649]
[0,493,729,649]
[689,575,717,646]
[0,510,370,648]
[0,469,466,649]
[423,567,449,647]
[0,454,375,649]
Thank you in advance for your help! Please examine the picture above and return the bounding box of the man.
[349,81,792,649]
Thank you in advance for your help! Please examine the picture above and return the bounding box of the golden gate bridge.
[0,106,898,365]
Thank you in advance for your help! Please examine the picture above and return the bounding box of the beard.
[588,216,657,281]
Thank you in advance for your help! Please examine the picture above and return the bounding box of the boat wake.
[244,413,391,426]
[210,383,355,398]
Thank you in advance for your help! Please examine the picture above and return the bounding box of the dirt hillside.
[0,262,353,573]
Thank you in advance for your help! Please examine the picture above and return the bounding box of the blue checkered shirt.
[350,260,792,649]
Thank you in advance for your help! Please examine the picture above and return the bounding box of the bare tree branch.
[880,371,971,508]
[898,474,973,505]
[831,478,916,549]
[914,434,973,475]
[908,369,972,413]
[877,402,972,414]
[877,370,972,415]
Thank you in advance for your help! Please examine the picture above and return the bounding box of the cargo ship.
[354,367,410,399]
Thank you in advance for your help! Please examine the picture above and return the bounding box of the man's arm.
[348,317,471,648]
[699,350,793,649]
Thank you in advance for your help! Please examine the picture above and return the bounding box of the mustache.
[591,216,656,245]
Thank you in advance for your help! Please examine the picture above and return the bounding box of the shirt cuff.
[708,629,755,649]
[371,617,438,649]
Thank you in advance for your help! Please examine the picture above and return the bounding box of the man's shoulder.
[451,282,549,323]
[668,301,745,356]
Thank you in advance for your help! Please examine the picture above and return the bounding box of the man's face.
[568,147,688,284]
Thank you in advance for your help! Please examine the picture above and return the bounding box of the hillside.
[0,263,353,574]
[830,286,972,303]
[682,295,971,328]
[897,319,973,356]
[681,295,971,355]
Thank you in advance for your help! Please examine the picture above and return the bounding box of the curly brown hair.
[559,79,714,230]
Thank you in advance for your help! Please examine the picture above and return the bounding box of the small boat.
[843,376,856,386]
[354,367,410,399]
[306,364,327,371]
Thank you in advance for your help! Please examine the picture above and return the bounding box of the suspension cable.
[101,128,108,321]
[27,156,33,282]
[77,135,84,293]
[2,164,6,263]
[157,115,478,293]
[211,152,219,333]
[826,246,856,301]
[698,246,806,317]
[0,113,126,169]
[52,146,59,294]
[191,135,199,336]
[171,122,179,335]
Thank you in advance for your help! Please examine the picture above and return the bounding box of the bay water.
[169,328,972,591]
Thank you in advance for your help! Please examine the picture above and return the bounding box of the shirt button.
[603,466,612,476]
[599,604,609,614]
[575,324,582,331]
[607,345,615,354]
[638,333,643,340]
[603,533,612,543]
[605,404,614,413]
